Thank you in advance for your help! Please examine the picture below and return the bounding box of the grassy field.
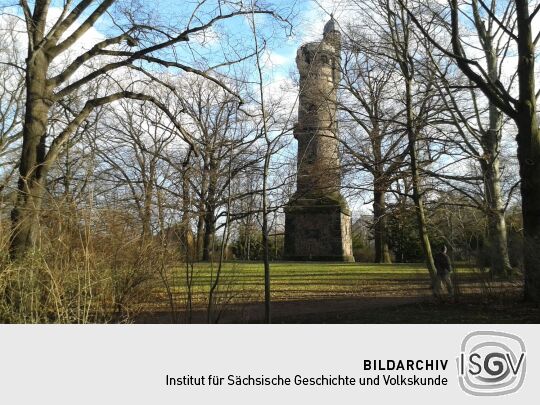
[138,261,539,323]
[163,262,434,302]
[156,261,519,303]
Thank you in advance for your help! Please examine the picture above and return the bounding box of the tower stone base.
[284,194,354,262]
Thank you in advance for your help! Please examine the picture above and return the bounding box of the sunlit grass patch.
[148,261,468,310]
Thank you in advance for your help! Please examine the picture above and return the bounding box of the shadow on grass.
[136,294,540,324]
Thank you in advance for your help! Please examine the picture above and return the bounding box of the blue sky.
[12,1,341,101]
[27,1,337,97]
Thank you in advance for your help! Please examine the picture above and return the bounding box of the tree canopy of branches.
[8,0,286,259]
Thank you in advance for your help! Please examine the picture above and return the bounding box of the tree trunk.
[409,147,437,282]
[515,0,540,301]
[262,163,271,323]
[10,185,44,258]
[180,168,194,260]
[195,207,205,261]
[477,10,512,277]
[10,50,52,259]
[373,187,391,263]
[481,137,512,277]
[518,120,540,302]
[202,204,215,261]
[141,163,155,240]
[246,229,251,260]
[404,78,437,283]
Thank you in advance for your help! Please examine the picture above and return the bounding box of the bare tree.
[401,0,540,300]
[176,76,262,261]
[8,0,284,259]
[96,96,177,240]
[357,0,442,282]
[339,30,409,263]
[430,28,515,276]
[0,15,25,194]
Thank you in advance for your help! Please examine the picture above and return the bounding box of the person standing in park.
[434,245,454,299]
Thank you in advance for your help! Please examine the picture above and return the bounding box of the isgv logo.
[457,331,526,396]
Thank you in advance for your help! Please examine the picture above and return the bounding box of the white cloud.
[264,73,297,110]
[44,7,107,77]
[264,50,288,67]
[189,26,220,47]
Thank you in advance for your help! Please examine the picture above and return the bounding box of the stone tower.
[284,17,354,262]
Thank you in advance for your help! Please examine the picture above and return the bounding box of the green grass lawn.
[148,262,513,305]
[157,262,432,304]
[137,261,538,323]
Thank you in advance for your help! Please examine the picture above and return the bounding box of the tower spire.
[323,14,341,52]
[323,14,337,34]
